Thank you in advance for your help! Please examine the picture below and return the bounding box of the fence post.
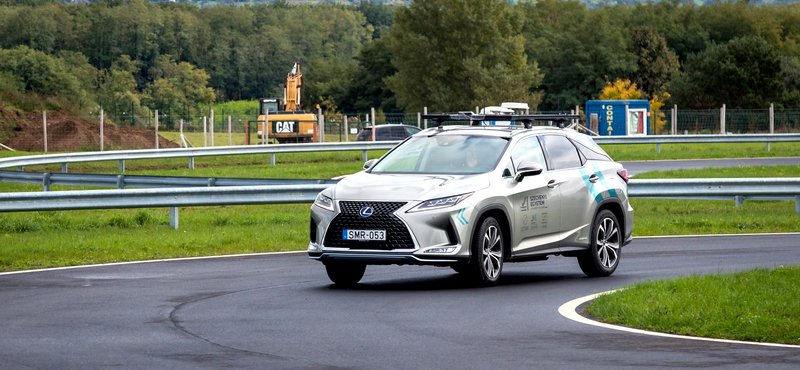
[203,116,208,147]
[180,119,184,148]
[424,107,428,129]
[228,116,232,146]
[371,107,376,141]
[720,104,726,134]
[344,115,349,142]
[100,109,104,151]
[170,207,179,229]
[671,105,677,135]
[43,110,47,153]
[318,107,324,143]
[155,109,159,150]
[768,103,774,151]
[210,109,214,147]
[417,112,421,128]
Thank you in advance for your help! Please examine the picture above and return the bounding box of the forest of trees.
[1,0,800,120]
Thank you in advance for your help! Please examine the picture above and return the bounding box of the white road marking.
[558,291,800,349]
[633,232,800,239]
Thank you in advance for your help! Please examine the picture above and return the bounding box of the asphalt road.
[1,234,799,369]
[621,157,800,175]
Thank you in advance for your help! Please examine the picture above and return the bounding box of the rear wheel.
[468,217,504,286]
[324,262,366,286]
[578,210,621,277]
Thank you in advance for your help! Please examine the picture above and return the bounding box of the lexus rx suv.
[309,114,633,286]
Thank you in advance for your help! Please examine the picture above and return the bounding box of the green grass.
[601,142,800,161]
[633,165,800,179]
[586,266,800,345]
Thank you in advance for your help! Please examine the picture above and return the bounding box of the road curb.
[559,291,800,349]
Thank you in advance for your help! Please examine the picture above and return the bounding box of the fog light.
[308,244,321,252]
[424,247,456,253]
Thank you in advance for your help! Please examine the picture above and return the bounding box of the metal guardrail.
[0,178,797,230]
[0,170,338,191]
[0,141,399,172]
[2,134,800,172]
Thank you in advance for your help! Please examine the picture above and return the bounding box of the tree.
[629,25,680,99]
[143,55,215,117]
[344,37,399,113]
[598,79,641,101]
[387,0,543,112]
[672,36,788,109]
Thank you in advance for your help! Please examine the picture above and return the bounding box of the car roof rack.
[421,112,580,129]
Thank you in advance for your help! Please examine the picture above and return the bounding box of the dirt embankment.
[0,104,179,152]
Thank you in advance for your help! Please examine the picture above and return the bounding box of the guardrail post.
[170,207,179,229]
[796,195,799,214]
[270,153,276,166]
[656,143,661,153]
[119,160,125,173]
[17,166,22,171]
[116,175,124,189]
[188,157,194,170]
[207,178,216,187]
[363,150,368,162]
[61,163,67,173]
[43,172,51,192]
[735,195,743,207]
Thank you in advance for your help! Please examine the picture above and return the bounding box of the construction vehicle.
[257,63,317,143]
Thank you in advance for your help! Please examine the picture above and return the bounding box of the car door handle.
[589,174,599,183]
[547,179,561,189]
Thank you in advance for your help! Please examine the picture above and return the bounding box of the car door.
[539,135,595,250]
[505,136,562,256]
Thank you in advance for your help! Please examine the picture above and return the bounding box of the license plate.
[343,230,386,241]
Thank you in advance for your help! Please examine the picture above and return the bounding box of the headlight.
[314,193,334,212]
[407,193,472,213]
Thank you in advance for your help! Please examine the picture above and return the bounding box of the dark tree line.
[1,0,799,118]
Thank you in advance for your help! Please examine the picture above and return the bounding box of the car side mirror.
[514,161,543,182]
[363,159,377,170]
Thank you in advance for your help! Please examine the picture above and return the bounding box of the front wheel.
[578,210,621,277]
[324,262,366,286]
[468,217,504,286]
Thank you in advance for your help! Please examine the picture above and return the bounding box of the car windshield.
[370,134,508,174]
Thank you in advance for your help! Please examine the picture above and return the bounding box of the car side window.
[540,135,582,170]
[390,126,406,139]
[510,136,547,172]
[376,127,390,141]
[406,127,421,136]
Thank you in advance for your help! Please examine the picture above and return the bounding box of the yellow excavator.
[258,63,317,143]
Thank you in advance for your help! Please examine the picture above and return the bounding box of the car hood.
[333,172,490,202]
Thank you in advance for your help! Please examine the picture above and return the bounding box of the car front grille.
[323,201,414,250]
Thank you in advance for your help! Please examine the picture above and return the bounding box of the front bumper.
[308,199,476,266]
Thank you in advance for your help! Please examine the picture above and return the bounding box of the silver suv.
[308,114,633,286]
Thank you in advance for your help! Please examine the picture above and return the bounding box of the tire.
[578,210,621,277]
[468,216,504,286]
[324,262,366,286]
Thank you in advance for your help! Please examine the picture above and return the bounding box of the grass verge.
[585,266,800,345]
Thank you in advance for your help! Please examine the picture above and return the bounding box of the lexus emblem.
[359,207,373,218]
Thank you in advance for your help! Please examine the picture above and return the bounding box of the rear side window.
[574,141,611,162]
[540,135,582,170]
[376,127,391,141]
[356,129,371,141]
